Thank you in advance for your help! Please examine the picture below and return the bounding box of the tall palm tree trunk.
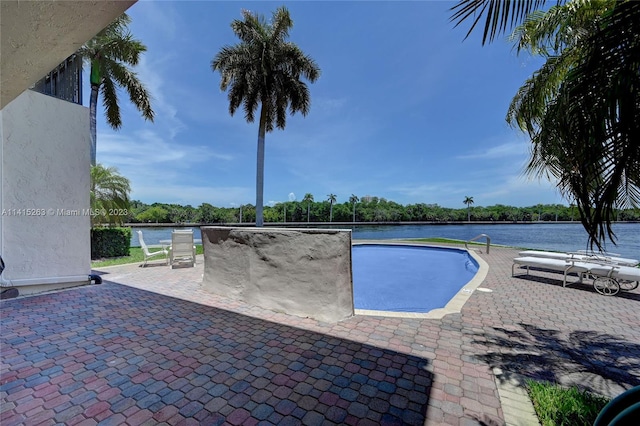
[352,204,356,222]
[89,84,99,166]
[329,203,333,222]
[255,105,267,227]
[467,207,470,222]
[307,203,310,223]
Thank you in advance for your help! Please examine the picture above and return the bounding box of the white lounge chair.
[169,230,196,268]
[137,230,168,267]
[586,264,640,295]
[512,256,593,287]
[518,250,639,267]
[513,255,640,296]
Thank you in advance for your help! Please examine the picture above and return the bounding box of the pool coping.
[352,240,489,319]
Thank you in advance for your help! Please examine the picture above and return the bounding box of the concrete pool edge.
[352,240,489,319]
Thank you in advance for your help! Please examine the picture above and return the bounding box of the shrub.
[91,227,131,259]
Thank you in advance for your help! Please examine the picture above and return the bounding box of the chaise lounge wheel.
[618,280,639,291]
[593,277,620,296]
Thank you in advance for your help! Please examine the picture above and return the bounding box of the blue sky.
[88,0,565,209]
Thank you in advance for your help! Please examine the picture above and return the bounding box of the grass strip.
[407,237,469,244]
[92,245,204,268]
[526,379,609,426]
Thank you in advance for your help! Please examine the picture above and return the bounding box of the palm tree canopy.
[452,0,640,249]
[211,6,321,132]
[77,13,154,130]
[507,1,640,248]
[91,164,131,226]
[327,194,337,204]
[349,194,359,204]
[303,193,314,203]
[463,196,474,206]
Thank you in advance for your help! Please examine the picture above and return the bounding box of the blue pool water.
[352,244,479,313]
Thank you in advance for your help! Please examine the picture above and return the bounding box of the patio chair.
[513,256,640,296]
[169,230,196,268]
[137,230,168,267]
[512,256,592,287]
[518,250,639,267]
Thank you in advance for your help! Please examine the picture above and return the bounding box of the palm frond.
[108,60,154,122]
[507,51,578,135]
[511,1,613,55]
[450,0,550,44]
[100,73,121,130]
[270,6,293,44]
[99,34,146,65]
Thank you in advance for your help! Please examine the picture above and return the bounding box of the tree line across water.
[127,199,640,225]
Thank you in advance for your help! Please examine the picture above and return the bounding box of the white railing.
[466,233,491,254]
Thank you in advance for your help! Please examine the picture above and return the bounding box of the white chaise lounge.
[518,250,639,267]
[586,264,640,295]
[512,256,593,287]
[513,255,640,296]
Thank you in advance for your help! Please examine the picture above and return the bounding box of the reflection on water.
[352,222,639,259]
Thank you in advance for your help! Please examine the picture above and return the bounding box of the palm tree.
[349,194,359,222]
[506,1,639,248]
[211,7,321,227]
[91,164,131,226]
[303,193,314,223]
[451,0,640,249]
[76,13,154,166]
[327,194,337,222]
[463,196,474,222]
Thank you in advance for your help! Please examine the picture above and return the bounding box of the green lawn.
[527,380,609,426]
[91,245,204,268]
[408,237,468,244]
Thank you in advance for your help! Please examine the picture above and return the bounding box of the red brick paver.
[1,246,639,425]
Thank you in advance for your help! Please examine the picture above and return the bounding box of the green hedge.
[91,227,131,259]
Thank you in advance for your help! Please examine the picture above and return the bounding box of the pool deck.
[2,244,639,425]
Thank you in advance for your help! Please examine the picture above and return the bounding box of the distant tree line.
[126,198,640,225]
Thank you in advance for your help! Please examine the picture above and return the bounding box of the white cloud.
[131,183,251,207]
[391,183,455,200]
[98,132,233,167]
[132,2,179,40]
[133,56,187,140]
[457,141,528,160]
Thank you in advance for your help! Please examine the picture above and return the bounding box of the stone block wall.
[201,227,354,322]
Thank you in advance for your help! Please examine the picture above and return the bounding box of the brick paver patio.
[2,244,639,425]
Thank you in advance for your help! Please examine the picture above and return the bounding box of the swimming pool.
[352,244,482,315]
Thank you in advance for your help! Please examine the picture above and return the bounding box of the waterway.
[131,222,639,259]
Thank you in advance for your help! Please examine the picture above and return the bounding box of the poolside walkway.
[2,245,639,425]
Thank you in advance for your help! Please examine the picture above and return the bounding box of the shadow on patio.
[472,322,640,398]
[1,282,433,425]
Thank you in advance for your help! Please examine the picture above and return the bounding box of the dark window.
[32,55,82,105]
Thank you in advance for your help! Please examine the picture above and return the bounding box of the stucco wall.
[201,227,354,322]
[0,90,90,291]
